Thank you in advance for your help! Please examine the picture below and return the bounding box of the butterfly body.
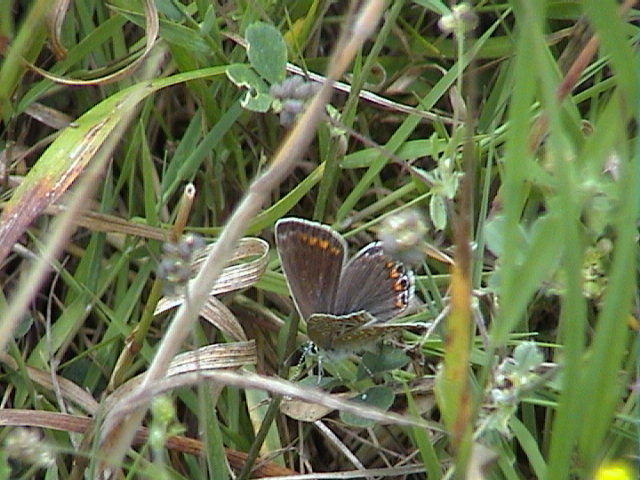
[275,218,414,352]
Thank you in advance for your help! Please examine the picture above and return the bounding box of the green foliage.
[245,22,287,84]
[340,386,396,428]
[226,22,289,113]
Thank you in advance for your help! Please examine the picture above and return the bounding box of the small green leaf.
[430,194,447,231]
[14,315,33,339]
[358,346,409,379]
[226,64,273,112]
[484,214,528,260]
[512,342,544,373]
[298,375,337,390]
[340,386,395,427]
[245,22,287,84]
[240,91,273,112]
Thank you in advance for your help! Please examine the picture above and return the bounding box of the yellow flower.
[594,461,635,480]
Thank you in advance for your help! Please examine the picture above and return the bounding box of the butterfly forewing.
[275,218,346,320]
[334,243,414,322]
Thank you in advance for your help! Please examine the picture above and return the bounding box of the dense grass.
[0,1,638,479]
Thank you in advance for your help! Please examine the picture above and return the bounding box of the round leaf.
[245,22,287,84]
[340,386,395,428]
[358,346,410,380]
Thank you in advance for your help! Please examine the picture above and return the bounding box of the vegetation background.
[0,0,638,479]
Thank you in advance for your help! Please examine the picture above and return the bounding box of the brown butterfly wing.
[276,218,346,320]
[334,243,414,322]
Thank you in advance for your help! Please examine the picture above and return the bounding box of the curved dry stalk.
[154,237,270,341]
[104,370,434,434]
[0,408,297,477]
[0,353,99,415]
[104,341,258,412]
[41,0,159,84]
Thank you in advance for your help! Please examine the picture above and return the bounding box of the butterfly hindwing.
[334,242,414,322]
[275,218,346,320]
[307,311,375,350]
[308,311,407,351]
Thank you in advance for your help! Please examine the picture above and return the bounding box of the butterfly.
[275,218,415,352]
